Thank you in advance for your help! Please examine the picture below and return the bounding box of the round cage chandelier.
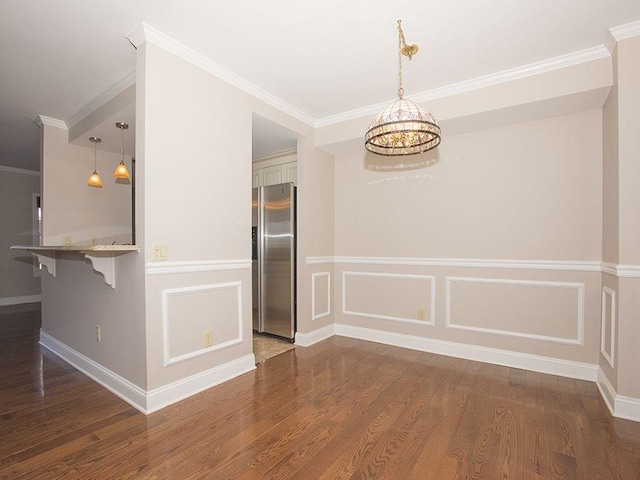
[365,20,441,156]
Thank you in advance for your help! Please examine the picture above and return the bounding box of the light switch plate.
[152,243,168,261]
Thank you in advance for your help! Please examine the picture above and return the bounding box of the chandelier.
[365,20,441,156]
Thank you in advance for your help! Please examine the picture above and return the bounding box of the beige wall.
[335,110,602,260]
[41,125,132,245]
[0,168,41,304]
[332,110,603,364]
[139,42,254,390]
[602,34,640,402]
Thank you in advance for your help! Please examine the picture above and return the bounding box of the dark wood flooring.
[2,303,640,479]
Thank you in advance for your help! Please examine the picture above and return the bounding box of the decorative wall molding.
[146,259,251,275]
[609,19,640,42]
[40,331,256,415]
[146,354,256,414]
[252,148,297,165]
[316,45,610,128]
[0,165,40,176]
[597,367,640,422]
[334,323,598,381]
[342,271,435,326]
[66,70,137,130]
[34,115,67,130]
[601,262,640,278]
[0,295,42,306]
[308,256,602,272]
[600,287,616,368]
[295,324,335,347]
[616,264,640,278]
[311,272,331,321]
[445,276,585,346]
[127,23,315,127]
[40,331,148,413]
[162,282,243,366]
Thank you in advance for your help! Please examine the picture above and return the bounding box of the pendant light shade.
[365,20,441,156]
[113,122,130,179]
[87,137,103,188]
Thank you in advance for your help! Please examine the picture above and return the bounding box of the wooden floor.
[2,304,640,479]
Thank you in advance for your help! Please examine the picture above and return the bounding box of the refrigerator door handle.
[258,186,265,333]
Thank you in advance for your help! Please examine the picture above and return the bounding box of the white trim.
[252,148,297,164]
[146,259,251,275]
[0,165,40,176]
[342,271,435,326]
[308,256,602,272]
[40,331,148,413]
[601,262,618,276]
[615,395,640,423]
[316,45,609,127]
[127,23,315,127]
[0,295,42,306]
[307,256,335,265]
[597,367,617,414]
[616,264,640,278]
[146,354,256,414]
[162,282,243,367]
[596,367,640,422]
[445,276,585,346]
[40,331,256,415]
[609,20,640,42]
[600,287,616,368]
[334,323,598,381]
[34,115,67,130]
[66,71,137,129]
[311,272,331,321]
[295,324,335,347]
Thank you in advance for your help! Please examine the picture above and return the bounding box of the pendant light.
[364,20,441,156]
[113,122,130,179]
[87,137,103,187]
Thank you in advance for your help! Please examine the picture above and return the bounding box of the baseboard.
[40,331,148,413]
[597,367,640,422]
[40,331,257,415]
[334,323,599,382]
[295,324,336,347]
[0,295,41,306]
[145,354,256,414]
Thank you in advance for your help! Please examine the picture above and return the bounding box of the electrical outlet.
[95,325,101,342]
[417,308,426,321]
[204,330,213,347]
[63,235,72,246]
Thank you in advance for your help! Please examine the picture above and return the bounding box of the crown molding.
[252,148,297,163]
[315,45,610,128]
[0,165,40,176]
[127,23,315,127]
[34,115,67,130]
[66,70,136,130]
[609,20,640,42]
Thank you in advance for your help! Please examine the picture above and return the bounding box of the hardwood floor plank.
[1,305,639,479]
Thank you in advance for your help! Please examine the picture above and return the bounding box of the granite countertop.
[11,245,140,252]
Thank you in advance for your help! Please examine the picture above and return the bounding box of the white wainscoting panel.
[446,276,585,345]
[600,287,616,368]
[312,272,331,321]
[342,271,435,326]
[162,282,243,366]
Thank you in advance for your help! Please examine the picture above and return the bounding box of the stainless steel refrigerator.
[252,183,296,341]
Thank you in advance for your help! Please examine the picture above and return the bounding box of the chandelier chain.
[397,20,404,99]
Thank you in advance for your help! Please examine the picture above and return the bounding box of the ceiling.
[2,1,640,171]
